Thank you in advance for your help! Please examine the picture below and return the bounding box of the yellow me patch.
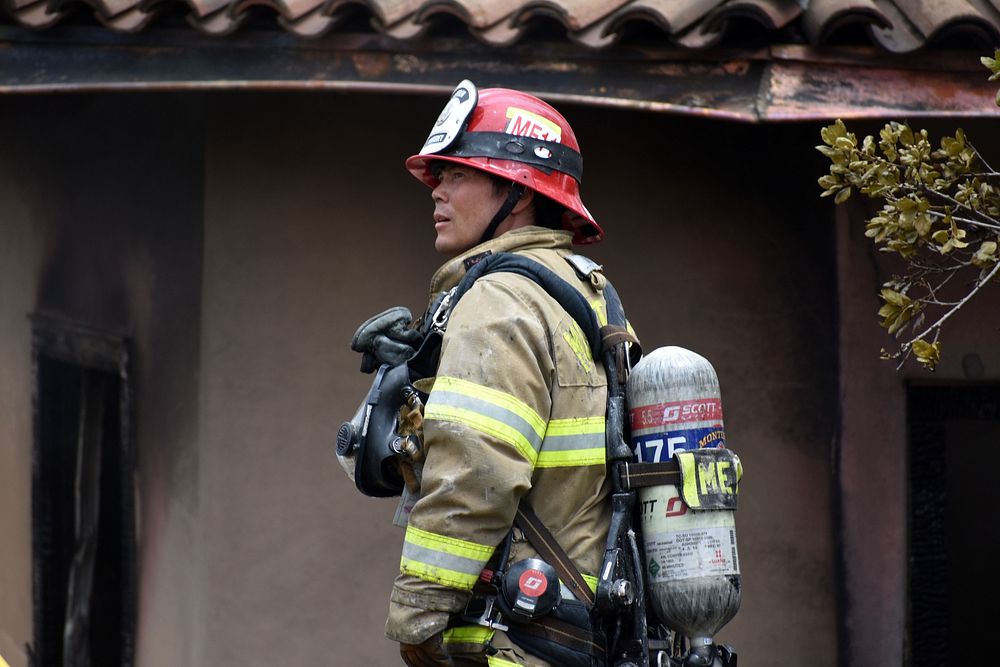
[504,107,562,143]
[676,449,741,510]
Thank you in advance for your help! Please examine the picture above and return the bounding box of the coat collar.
[428,227,574,296]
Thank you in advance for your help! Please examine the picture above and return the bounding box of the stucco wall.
[0,99,45,667]
[0,91,841,667]
[198,94,838,666]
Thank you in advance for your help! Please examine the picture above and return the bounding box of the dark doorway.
[31,317,136,667]
[907,384,1000,666]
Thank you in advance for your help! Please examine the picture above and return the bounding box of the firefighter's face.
[431,164,507,257]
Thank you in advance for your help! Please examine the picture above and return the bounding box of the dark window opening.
[31,317,135,667]
[907,385,1000,667]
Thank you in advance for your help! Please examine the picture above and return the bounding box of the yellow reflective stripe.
[589,298,608,327]
[425,404,538,466]
[536,448,605,468]
[405,525,495,562]
[401,525,495,589]
[434,377,546,436]
[545,416,604,437]
[537,416,606,468]
[400,557,480,589]
[562,325,593,373]
[487,656,522,667]
[443,625,495,645]
[559,575,598,600]
[677,451,702,509]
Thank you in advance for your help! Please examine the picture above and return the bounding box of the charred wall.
[0,94,204,667]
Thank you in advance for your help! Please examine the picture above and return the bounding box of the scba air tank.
[627,347,741,653]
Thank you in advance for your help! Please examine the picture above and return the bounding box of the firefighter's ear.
[511,187,534,214]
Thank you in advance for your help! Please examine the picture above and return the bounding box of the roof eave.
[0,27,996,120]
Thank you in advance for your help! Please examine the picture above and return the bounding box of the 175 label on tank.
[632,427,726,462]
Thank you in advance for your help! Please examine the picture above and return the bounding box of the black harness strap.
[514,615,607,658]
[618,460,682,490]
[478,183,527,246]
[452,253,603,358]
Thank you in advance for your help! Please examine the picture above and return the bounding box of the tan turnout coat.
[386,227,616,656]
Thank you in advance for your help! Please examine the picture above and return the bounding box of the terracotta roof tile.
[230,0,325,21]
[100,5,156,30]
[605,0,724,35]
[371,0,425,25]
[801,0,890,44]
[279,4,339,36]
[903,0,995,37]
[185,0,232,16]
[462,0,630,47]
[865,0,1000,52]
[9,0,61,27]
[3,0,999,52]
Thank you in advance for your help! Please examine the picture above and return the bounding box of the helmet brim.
[405,153,604,245]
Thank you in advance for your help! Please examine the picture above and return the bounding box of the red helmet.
[406,81,604,244]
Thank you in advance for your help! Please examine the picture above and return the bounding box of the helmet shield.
[419,79,478,156]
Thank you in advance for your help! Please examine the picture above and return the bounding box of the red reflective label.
[518,569,548,597]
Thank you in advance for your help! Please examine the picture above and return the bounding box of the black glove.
[351,306,423,373]
[399,634,454,667]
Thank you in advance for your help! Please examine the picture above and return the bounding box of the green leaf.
[820,120,847,146]
[973,240,999,268]
[911,339,941,371]
[880,288,907,307]
[817,175,839,189]
[914,214,933,237]
[835,136,855,150]
[834,187,852,204]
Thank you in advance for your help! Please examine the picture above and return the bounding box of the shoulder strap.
[452,253,603,359]
[514,500,597,608]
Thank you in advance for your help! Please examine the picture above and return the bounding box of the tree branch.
[969,141,996,174]
[927,209,1000,232]
[903,258,1000,352]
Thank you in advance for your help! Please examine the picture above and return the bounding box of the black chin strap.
[479,182,527,246]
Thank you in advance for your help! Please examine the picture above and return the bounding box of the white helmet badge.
[419,79,478,155]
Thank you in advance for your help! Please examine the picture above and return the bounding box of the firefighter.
[352,82,619,667]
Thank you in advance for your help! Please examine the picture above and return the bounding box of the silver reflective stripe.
[402,541,487,578]
[540,430,605,452]
[432,390,544,453]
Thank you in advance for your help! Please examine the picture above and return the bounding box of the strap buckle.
[462,595,509,632]
[431,287,457,333]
